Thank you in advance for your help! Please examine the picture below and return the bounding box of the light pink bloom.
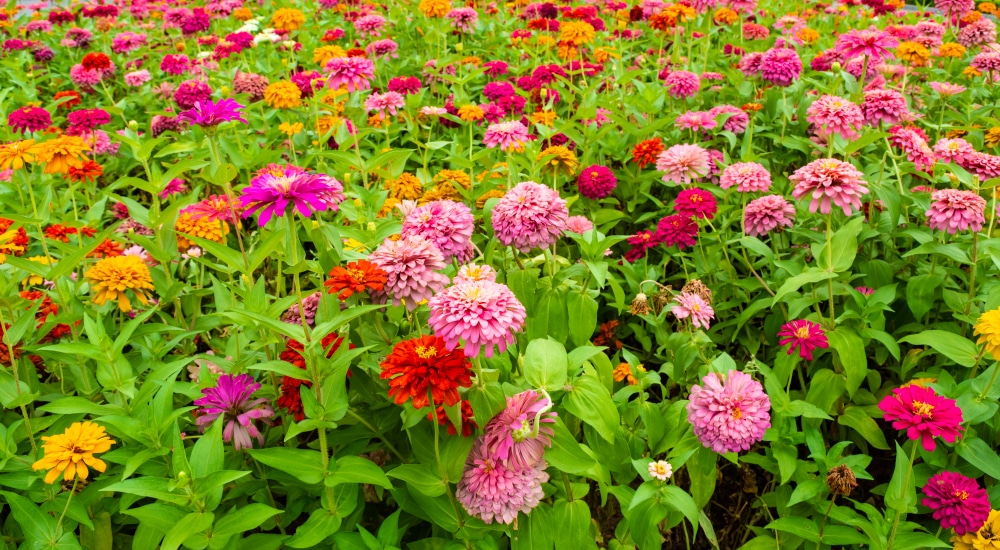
[687,370,771,454]
[456,442,548,525]
[368,235,450,310]
[671,292,714,329]
[427,280,527,358]
[789,158,869,215]
[565,215,594,234]
[743,194,796,237]
[402,200,475,263]
[483,120,530,152]
[656,144,709,185]
[806,95,863,140]
[363,91,406,119]
[929,81,966,97]
[933,138,976,164]
[454,264,497,284]
[675,111,717,131]
[491,181,568,252]
[482,390,556,470]
[721,162,772,193]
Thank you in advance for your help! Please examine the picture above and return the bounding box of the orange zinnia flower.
[68,160,103,183]
[632,137,664,169]
[324,259,388,299]
[379,335,472,409]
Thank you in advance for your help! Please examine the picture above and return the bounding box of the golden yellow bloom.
[980,1,997,14]
[0,139,39,171]
[939,42,967,58]
[538,145,579,176]
[975,307,1000,360]
[461,56,482,66]
[23,256,51,287]
[895,41,930,66]
[531,110,558,126]
[314,45,346,66]
[665,3,696,22]
[379,197,400,218]
[233,7,253,20]
[796,28,820,44]
[886,0,904,9]
[34,135,87,175]
[476,188,506,208]
[419,0,451,17]
[458,104,485,122]
[32,421,115,484]
[421,170,473,204]
[316,115,343,136]
[946,128,970,139]
[85,255,155,312]
[264,81,303,109]
[612,363,647,385]
[368,114,391,128]
[343,238,367,252]
[962,10,983,23]
[985,127,1000,148]
[714,7,739,24]
[900,377,938,388]
[557,43,578,60]
[386,172,423,200]
[952,509,1000,550]
[175,213,229,251]
[279,122,304,136]
[964,66,983,78]
[536,35,556,47]
[271,8,305,31]
[0,230,24,264]
[559,21,596,45]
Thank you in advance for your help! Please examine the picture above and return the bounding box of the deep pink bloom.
[889,126,935,172]
[67,108,111,132]
[921,471,990,535]
[878,385,964,451]
[577,165,617,199]
[482,390,556,469]
[789,158,869,216]
[7,106,51,134]
[777,320,828,360]
[178,99,247,127]
[456,440,548,525]
[656,144,709,185]
[708,104,749,134]
[483,120,530,152]
[160,178,187,199]
[492,182,568,252]
[687,370,771,453]
[353,14,385,36]
[835,29,898,62]
[925,189,986,233]
[368,235,450,310]
[239,165,339,226]
[655,215,698,249]
[672,292,714,329]
[934,138,976,164]
[674,188,717,219]
[935,0,974,14]
[625,230,657,262]
[743,194,796,237]
[721,162,772,192]
[193,373,274,451]
[427,280,526,358]
[173,80,213,110]
[324,57,376,92]
[807,95,863,140]
[664,71,700,98]
[402,200,475,262]
[862,89,909,126]
[960,152,1000,180]
[160,54,191,75]
[447,7,479,33]
[760,47,802,87]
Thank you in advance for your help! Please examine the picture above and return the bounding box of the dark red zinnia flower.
[277,334,352,421]
[80,52,111,71]
[427,400,477,437]
[379,335,472,409]
[655,215,698,249]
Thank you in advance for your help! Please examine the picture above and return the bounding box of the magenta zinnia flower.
[674,188,717,219]
[483,120,530,152]
[402,200,475,262]
[807,95,863,141]
[721,162,772,192]
[7,106,51,134]
[193,373,274,451]
[239,165,336,226]
[790,158,869,216]
[655,215,698,249]
[178,99,248,127]
[656,144,710,185]
[760,47,802,87]
[687,370,771,454]
[427,280,527,358]
[577,165,617,199]
[456,441,548,525]
[664,70,700,98]
[324,57,376,92]
[482,390,556,469]
[777,320,829,360]
[835,29,898,62]
[925,189,986,234]
[672,292,715,329]
[492,181,568,252]
[921,471,990,535]
[878,385,964,451]
[368,235,450,310]
[708,104,749,134]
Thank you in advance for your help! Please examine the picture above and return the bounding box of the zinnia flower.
[380,335,473,408]
[324,57,376,92]
[402,200,475,262]
[84,255,155,312]
[427,279,527,358]
[577,165,617,199]
[31,421,115,484]
[922,471,991,536]
[33,135,87,175]
[835,29,898,62]
[632,138,664,168]
[806,95,863,140]
[672,291,715,329]
[952,510,1000,549]
[721,162,772,192]
[8,106,51,134]
[263,81,302,109]
[664,70,700,98]
[324,259,388,299]
[455,441,548,525]
[925,189,986,234]
[482,390,556,470]
[760,47,802,86]
[483,120,530,152]
[674,188,717,219]
[648,460,673,481]
[687,370,771,453]
[368,235,450,309]
[974,307,1000,361]
[777,320,829,360]
[789,158,869,216]
[655,215,698,249]
[862,89,909,126]
[878,385,964,451]
[491,181,568,253]
[178,99,248,127]
[657,144,710,185]
[194,374,274,451]
[239,166,339,226]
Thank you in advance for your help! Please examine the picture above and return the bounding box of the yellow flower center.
[911,400,935,418]
[691,303,701,313]
[653,463,668,476]
[347,268,365,281]
[796,326,812,339]
[415,346,437,359]
[731,407,743,420]
[954,490,969,500]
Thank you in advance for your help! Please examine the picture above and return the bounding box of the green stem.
[345,409,408,464]
[826,213,835,328]
[56,478,79,537]
[886,443,919,550]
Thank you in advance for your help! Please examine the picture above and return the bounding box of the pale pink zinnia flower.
[789,158,869,216]
[721,162,772,192]
[675,110,717,131]
[835,29,898,62]
[456,442,548,525]
[925,188,986,234]
[491,181,568,252]
[648,460,673,481]
[743,194,796,237]
[482,390,556,470]
[565,215,594,234]
[656,144,710,185]
[353,14,386,37]
[368,235,450,310]
[324,57,376,92]
[428,280,527,358]
[446,7,479,33]
[928,81,966,97]
[402,200,475,263]
[483,120,530,152]
[363,91,406,119]
[889,126,936,172]
[687,370,771,454]
[933,137,976,164]
[454,264,497,285]
[806,95,863,141]
[672,292,714,329]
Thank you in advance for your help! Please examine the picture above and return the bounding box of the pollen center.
[795,326,811,338]
[731,407,743,420]
[911,400,935,418]
[415,346,437,359]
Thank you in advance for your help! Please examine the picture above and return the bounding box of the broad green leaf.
[552,500,596,550]
[248,448,325,484]
[885,443,917,513]
[827,327,867,397]
[837,407,890,450]
[566,292,598,347]
[771,269,837,305]
[564,371,619,443]
[161,512,213,550]
[906,273,944,320]
[387,464,447,497]
[212,504,283,539]
[523,338,569,392]
[899,330,978,368]
[956,437,1000,479]
[325,456,391,488]
[284,508,342,548]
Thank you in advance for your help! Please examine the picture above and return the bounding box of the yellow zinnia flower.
[279,122,304,136]
[537,145,579,176]
[714,7,738,24]
[314,45,346,66]
[85,255,155,312]
[458,104,485,122]
[0,230,24,264]
[386,172,423,200]
[559,21,596,45]
[419,0,451,17]
[952,509,1000,550]
[986,127,1000,148]
[175,213,229,251]
[530,110,558,126]
[895,41,930,66]
[22,256,51,287]
[264,81,303,109]
[0,139,39,171]
[974,307,1000,360]
[33,135,88,175]
[939,42,966,58]
[32,421,115,484]
[271,8,305,31]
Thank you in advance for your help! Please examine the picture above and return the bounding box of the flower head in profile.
[456,440,548,525]
[428,280,527,358]
[85,255,155,312]
[454,264,497,284]
[482,390,556,470]
[492,181,568,253]
[974,307,1000,360]
[32,421,115,484]
[194,373,274,451]
[656,144,709,185]
[324,259,388,299]
[687,370,771,453]
[239,165,338,226]
[878,385,963,451]
[368,235,450,309]
[925,189,986,234]
[789,158,869,216]
[380,335,473,409]
[922,471,990,536]
[178,99,248,127]
[671,292,714,329]
[777,320,829,360]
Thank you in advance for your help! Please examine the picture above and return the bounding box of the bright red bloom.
[0,219,28,253]
[878,385,964,451]
[427,400,477,437]
[277,334,351,421]
[54,90,82,110]
[324,260,388,299]
[88,239,124,259]
[44,224,80,243]
[380,335,472,409]
[67,160,103,183]
[632,137,664,168]
[80,52,111,71]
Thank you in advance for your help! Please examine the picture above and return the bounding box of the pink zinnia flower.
[565,215,594,234]
[889,126,935,172]
[739,52,765,77]
[721,162,772,192]
[664,71,700,98]
[835,29,898,62]
[743,194,796,237]
[934,138,976,164]
[483,120,530,152]
[672,292,714,329]
[862,88,909,126]
[402,200,475,262]
[427,280,527,358]
[193,374,274,451]
[124,70,151,87]
[656,144,709,185]
[674,188,717,219]
[447,7,479,33]
[760,47,802,87]
[353,14,386,37]
[777,320,828,360]
[921,471,990,536]
[160,178,187,198]
[806,95,863,141]
[935,0,974,14]
[789,158,869,216]
[491,181,568,252]
[482,390,556,469]
[957,18,997,48]
[655,215,698,249]
[925,189,986,234]
[456,442,548,525]
[324,57,376,92]
[676,111,717,131]
[708,104,749,134]
[363,91,406,119]
[173,80,212,110]
[878,385,963,451]
[577,165,617,199]
[368,235,450,310]
[7,106,51,134]
[454,264,497,284]
[239,166,338,226]
[929,81,966,97]
[687,370,771,454]
[960,152,1000,180]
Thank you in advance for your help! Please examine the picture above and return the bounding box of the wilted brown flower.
[630,293,651,315]
[826,464,857,496]
[681,279,713,305]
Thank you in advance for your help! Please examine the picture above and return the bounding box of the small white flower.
[648,460,673,481]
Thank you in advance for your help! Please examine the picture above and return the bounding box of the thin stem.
[815,495,837,550]
[886,443,919,550]
[345,409,408,464]
[56,478,80,536]
[825,213,835,328]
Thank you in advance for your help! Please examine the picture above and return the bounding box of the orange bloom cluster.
[632,137,664,168]
[88,239,124,259]
[379,335,473,410]
[324,260,388,299]
[0,219,29,254]
[44,224,96,243]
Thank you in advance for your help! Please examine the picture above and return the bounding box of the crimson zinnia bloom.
[380,335,473,409]
[655,215,698,249]
[777,320,829,360]
[8,107,51,134]
[674,188,717,219]
[921,471,990,536]
[878,385,964,451]
[324,260,388,299]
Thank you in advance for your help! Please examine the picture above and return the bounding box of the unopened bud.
[127,120,138,131]
[831,61,842,71]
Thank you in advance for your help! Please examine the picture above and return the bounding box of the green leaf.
[564,371,619,442]
[885,443,917,513]
[248,360,311,381]
[566,292,598,347]
[662,485,699,534]
[523,338,569,392]
[466,382,506,428]
[325,456,391,488]
[956,437,1000,479]
[527,288,569,343]
[1,491,57,543]
[771,269,837,305]
[906,273,944,320]
[102,477,190,506]
[162,512,213,550]
[818,217,863,272]
[686,447,718,509]
[767,517,820,542]
[787,477,827,507]
[284,508,341,548]
[837,407,890,450]
[544,416,598,475]
[903,242,971,264]
[552,500,596,550]
[248,448,325,484]
[899,330,978,367]
[212,504,283,539]
[827,327,867,397]
[506,268,541,314]
[387,464,447,497]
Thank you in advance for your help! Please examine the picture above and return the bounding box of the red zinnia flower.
[777,320,829,360]
[44,224,80,243]
[81,52,111,72]
[655,215,698,249]
[67,160,103,183]
[379,335,473,409]
[428,400,477,437]
[324,259,388,299]
[0,219,28,253]
[878,385,964,451]
[88,239,124,259]
[632,137,664,168]
[277,334,351,421]
[54,90,82,110]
